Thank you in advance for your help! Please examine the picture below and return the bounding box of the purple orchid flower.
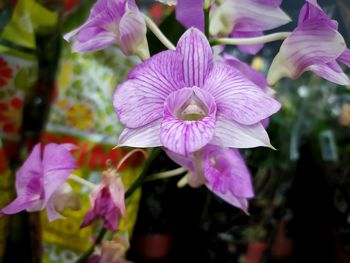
[267,0,350,86]
[159,0,290,55]
[81,171,126,231]
[114,28,280,156]
[210,0,291,54]
[64,0,148,57]
[166,145,254,212]
[0,143,77,221]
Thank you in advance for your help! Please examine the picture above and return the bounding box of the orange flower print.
[0,58,13,88]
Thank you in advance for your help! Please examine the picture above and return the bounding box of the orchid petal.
[232,31,264,55]
[108,177,126,216]
[212,115,272,148]
[114,50,184,128]
[165,149,195,172]
[206,183,249,212]
[338,48,350,68]
[203,146,254,198]
[160,88,216,155]
[176,0,204,32]
[210,0,290,36]
[307,63,350,85]
[118,119,162,148]
[42,144,77,209]
[0,195,40,215]
[72,30,117,52]
[119,4,147,55]
[267,2,347,85]
[223,53,268,89]
[15,144,43,196]
[204,62,280,125]
[176,28,212,87]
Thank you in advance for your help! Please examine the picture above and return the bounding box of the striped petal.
[210,0,290,36]
[118,119,162,148]
[267,1,347,85]
[212,115,272,149]
[338,48,350,68]
[119,2,147,55]
[204,62,280,125]
[160,87,216,155]
[42,144,77,210]
[176,28,213,87]
[114,50,184,128]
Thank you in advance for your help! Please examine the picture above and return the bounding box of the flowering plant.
[1,0,349,262]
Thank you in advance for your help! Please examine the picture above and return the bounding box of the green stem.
[209,32,291,46]
[204,0,211,37]
[125,148,162,198]
[75,228,107,263]
[145,167,187,182]
[75,148,162,263]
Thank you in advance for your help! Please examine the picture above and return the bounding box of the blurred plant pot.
[135,233,172,260]
[270,219,294,260]
[244,241,267,263]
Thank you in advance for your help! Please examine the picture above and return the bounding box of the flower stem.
[210,32,291,46]
[75,148,162,263]
[69,174,97,190]
[75,228,107,263]
[145,167,187,182]
[143,14,176,50]
[125,147,162,198]
[115,149,149,172]
[204,0,211,38]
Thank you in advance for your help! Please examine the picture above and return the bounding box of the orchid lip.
[176,93,209,121]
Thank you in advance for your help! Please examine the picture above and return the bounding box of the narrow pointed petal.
[165,149,195,172]
[176,28,213,87]
[204,62,280,125]
[206,184,249,212]
[212,115,272,148]
[232,31,264,55]
[231,0,291,32]
[176,0,204,32]
[338,48,350,68]
[223,53,268,89]
[108,177,126,216]
[42,144,77,208]
[119,4,147,55]
[160,88,216,155]
[210,0,290,36]
[0,195,40,215]
[118,119,162,148]
[15,144,43,195]
[72,30,117,52]
[307,63,350,85]
[114,51,184,128]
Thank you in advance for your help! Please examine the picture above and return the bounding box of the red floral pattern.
[0,97,23,134]
[0,58,13,88]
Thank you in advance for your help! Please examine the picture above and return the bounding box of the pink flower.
[268,0,350,85]
[114,28,280,156]
[0,143,77,221]
[81,169,126,231]
[64,0,148,57]
[166,145,254,212]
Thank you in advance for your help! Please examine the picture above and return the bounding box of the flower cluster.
[1,0,349,261]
